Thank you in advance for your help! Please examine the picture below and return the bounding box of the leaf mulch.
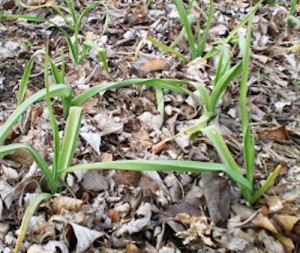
[0,0,300,252]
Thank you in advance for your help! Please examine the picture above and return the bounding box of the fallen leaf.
[139,175,159,198]
[151,139,170,154]
[80,125,101,154]
[175,213,214,246]
[138,112,163,130]
[125,242,142,253]
[201,172,231,227]
[252,213,278,234]
[65,223,104,253]
[51,196,83,214]
[276,234,295,253]
[275,215,300,233]
[116,203,152,236]
[260,125,289,142]
[7,149,33,166]
[83,170,108,192]
[115,171,141,187]
[108,209,120,223]
[27,244,55,253]
[132,54,167,72]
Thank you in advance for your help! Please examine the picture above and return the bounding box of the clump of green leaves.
[138,0,213,63]
[288,0,299,27]
[0,0,109,65]
[202,15,279,204]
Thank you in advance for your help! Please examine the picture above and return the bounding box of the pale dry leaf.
[257,230,284,253]
[125,242,142,253]
[83,170,108,191]
[175,213,214,246]
[1,165,18,180]
[164,174,181,203]
[131,129,153,149]
[132,54,167,72]
[7,149,33,166]
[275,215,300,233]
[27,215,55,243]
[80,124,101,154]
[27,244,55,253]
[260,125,289,142]
[151,139,170,154]
[138,112,163,130]
[94,113,123,136]
[0,223,9,241]
[0,180,14,209]
[51,196,83,214]
[65,223,104,253]
[43,240,68,253]
[252,213,278,234]
[214,228,254,251]
[201,172,231,227]
[81,98,99,114]
[276,234,295,253]
[107,209,120,223]
[116,203,152,236]
[0,199,3,221]
[115,171,141,187]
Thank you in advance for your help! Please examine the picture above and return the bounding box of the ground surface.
[0,0,300,252]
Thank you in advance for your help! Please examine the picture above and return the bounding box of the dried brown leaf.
[125,242,142,253]
[51,196,83,214]
[65,223,103,253]
[108,209,120,223]
[275,215,300,233]
[252,213,278,234]
[276,234,295,253]
[201,172,231,227]
[132,54,167,72]
[115,171,141,187]
[260,125,289,141]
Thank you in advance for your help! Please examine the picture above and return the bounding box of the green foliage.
[173,0,213,59]
[0,0,107,65]
[288,0,299,27]
[13,193,52,253]
[0,85,72,145]
[201,15,279,204]
[143,0,213,62]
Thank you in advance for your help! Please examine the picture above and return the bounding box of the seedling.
[176,45,242,137]
[202,15,279,204]
[139,0,262,63]
[0,0,109,65]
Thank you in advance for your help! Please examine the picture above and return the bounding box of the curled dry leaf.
[252,212,278,234]
[175,213,214,246]
[151,139,170,154]
[43,241,68,253]
[115,171,141,187]
[125,242,142,253]
[132,54,167,73]
[257,230,285,253]
[51,196,83,214]
[108,209,120,223]
[116,203,152,236]
[27,244,55,253]
[139,175,159,198]
[274,215,300,233]
[276,234,295,253]
[65,223,104,253]
[83,170,108,191]
[201,172,231,227]
[138,112,163,130]
[260,125,289,142]
[267,190,300,213]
